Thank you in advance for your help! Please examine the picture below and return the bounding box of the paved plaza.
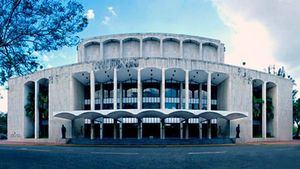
[0,144,299,169]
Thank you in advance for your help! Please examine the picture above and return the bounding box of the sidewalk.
[245,140,300,145]
[1,139,300,147]
[0,139,68,146]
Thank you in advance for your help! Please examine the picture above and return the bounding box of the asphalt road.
[0,144,300,169]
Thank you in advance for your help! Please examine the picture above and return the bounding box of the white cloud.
[43,54,49,62]
[213,1,277,70]
[107,6,117,16]
[102,16,111,25]
[86,9,95,20]
[212,0,300,89]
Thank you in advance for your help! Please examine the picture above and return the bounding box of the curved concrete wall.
[77,33,225,63]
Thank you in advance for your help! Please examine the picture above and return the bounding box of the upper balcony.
[77,33,225,64]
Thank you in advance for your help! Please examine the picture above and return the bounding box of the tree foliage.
[253,95,263,119]
[0,0,88,85]
[38,88,48,120]
[0,112,7,134]
[252,95,274,120]
[24,91,34,120]
[293,91,300,137]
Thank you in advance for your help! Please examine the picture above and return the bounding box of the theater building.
[7,33,293,143]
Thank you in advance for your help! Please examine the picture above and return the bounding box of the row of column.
[89,69,212,111]
[89,118,209,140]
[82,39,222,62]
[88,69,213,139]
[262,82,267,139]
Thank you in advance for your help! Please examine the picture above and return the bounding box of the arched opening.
[189,70,208,110]
[142,37,160,58]
[84,41,100,61]
[106,111,137,139]
[123,38,140,58]
[141,67,162,109]
[137,110,165,139]
[211,72,229,111]
[163,38,180,58]
[202,42,218,62]
[165,68,185,109]
[165,111,196,139]
[103,39,120,59]
[252,79,263,138]
[24,81,35,138]
[183,39,200,59]
[73,71,91,110]
[95,70,114,110]
[37,78,49,138]
[164,117,181,138]
[117,68,138,109]
[267,82,277,138]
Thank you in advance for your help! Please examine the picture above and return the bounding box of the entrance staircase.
[68,138,236,145]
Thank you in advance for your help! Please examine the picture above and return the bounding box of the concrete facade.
[7,33,293,143]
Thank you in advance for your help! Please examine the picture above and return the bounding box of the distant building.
[8,33,293,143]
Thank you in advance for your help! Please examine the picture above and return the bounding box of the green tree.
[0,112,7,134]
[293,90,300,137]
[252,95,274,120]
[0,0,88,85]
[24,91,34,121]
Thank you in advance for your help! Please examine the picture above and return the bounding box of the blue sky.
[41,0,231,68]
[2,0,300,112]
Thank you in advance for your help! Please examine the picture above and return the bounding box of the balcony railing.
[142,97,160,103]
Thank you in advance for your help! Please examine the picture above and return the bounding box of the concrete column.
[34,81,39,139]
[160,39,163,57]
[226,120,230,138]
[217,45,221,62]
[99,121,103,140]
[161,68,165,109]
[180,120,183,139]
[100,83,103,110]
[180,83,183,109]
[262,82,267,139]
[138,119,142,139]
[90,120,95,140]
[185,119,189,139]
[113,68,118,109]
[160,121,163,139]
[180,40,183,58]
[137,68,142,109]
[207,72,211,110]
[120,40,123,58]
[185,70,189,109]
[207,120,212,139]
[119,118,123,139]
[140,39,143,58]
[100,42,104,59]
[199,83,202,110]
[90,70,95,110]
[113,119,117,140]
[199,117,203,139]
[120,83,123,109]
[199,42,203,60]
[140,122,143,139]
[160,119,165,139]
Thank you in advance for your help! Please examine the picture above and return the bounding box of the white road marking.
[188,151,226,155]
[19,148,51,152]
[91,152,139,155]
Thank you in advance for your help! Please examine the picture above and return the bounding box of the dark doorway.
[103,124,114,138]
[123,123,138,138]
[165,123,180,138]
[143,123,160,138]
[188,124,199,138]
